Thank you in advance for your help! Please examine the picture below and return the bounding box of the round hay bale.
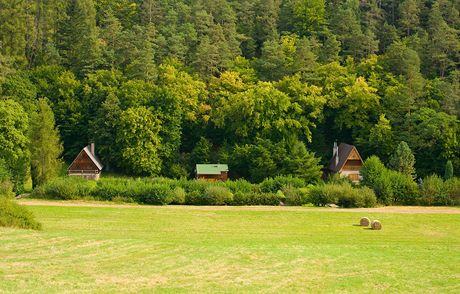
[371,220,382,230]
[360,217,370,226]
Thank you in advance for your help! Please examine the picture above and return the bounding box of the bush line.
[31,172,460,207]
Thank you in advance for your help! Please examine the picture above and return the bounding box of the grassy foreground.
[0,201,459,293]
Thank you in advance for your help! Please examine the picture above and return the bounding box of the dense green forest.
[0,0,459,192]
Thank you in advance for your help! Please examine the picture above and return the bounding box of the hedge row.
[31,176,309,206]
[31,172,460,207]
[419,175,460,206]
[361,156,460,206]
[310,183,377,208]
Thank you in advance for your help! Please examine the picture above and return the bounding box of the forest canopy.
[0,0,459,189]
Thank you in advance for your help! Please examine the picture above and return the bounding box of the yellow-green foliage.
[310,183,377,208]
[419,175,460,206]
[0,197,42,230]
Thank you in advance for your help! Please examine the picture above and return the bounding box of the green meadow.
[1,201,459,293]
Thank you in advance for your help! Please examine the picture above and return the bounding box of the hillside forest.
[0,0,459,193]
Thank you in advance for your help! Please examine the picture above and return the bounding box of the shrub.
[0,197,42,230]
[171,187,186,204]
[0,160,13,198]
[225,179,259,194]
[373,172,393,205]
[310,183,377,208]
[283,186,309,206]
[325,173,351,185]
[32,177,96,200]
[137,183,173,205]
[310,183,342,206]
[418,176,460,206]
[184,186,233,206]
[0,180,14,198]
[360,156,386,187]
[419,175,447,206]
[185,191,202,205]
[91,178,130,201]
[390,171,418,205]
[388,141,416,178]
[444,161,454,180]
[232,192,283,205]
[374,170,418,205]
[337,187,377,208]
[203,186,233,205]
[260,176,305,193]
[444,178,460,206]
[181,179,217,194]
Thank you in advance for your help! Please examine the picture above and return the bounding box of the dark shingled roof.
[327,143,361,172]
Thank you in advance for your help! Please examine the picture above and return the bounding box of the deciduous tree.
[28,98,63,187]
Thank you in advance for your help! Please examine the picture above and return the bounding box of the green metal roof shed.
[196,164,229,175]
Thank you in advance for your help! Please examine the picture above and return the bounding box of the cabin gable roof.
[68,146,103,171]
[327,143,363,172]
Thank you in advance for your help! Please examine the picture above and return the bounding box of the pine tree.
[388,141,416,178]
[377,22,399,52]
[141,0,162,25]
[89,93,122,170]
[190,137,212,166]
[293,37,319,77]
[444,160,453,180]
[319,32,341,63]
[426,1,460,77]
[29,98,63,187]
[254,0,280,54]
[125,24,157,81]
[0,0,28,65]
[399,0,420,36]
[99,9,122,70]
[28,0,67,66]
[193,36,220,77]
[283,141,322,183]
[330,6,373,59]
[257,36,288,80]
[57,0,101,76]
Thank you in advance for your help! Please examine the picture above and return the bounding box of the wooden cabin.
[196,164,229,181]
[326,143,363,183]
[68,143,103,180]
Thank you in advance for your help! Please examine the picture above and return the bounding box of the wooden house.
[196,164,229,181]
[326,142,363,182]
[68,143,103,180]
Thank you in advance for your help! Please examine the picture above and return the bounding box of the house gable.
[68,146,103,172]
[68,150,98,172]
[348,148,361,161]
[327,143,363,173]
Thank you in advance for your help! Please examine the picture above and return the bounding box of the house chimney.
[333,141,339,167]
[90,143,95,156]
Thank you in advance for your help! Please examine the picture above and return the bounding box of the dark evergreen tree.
[444,160,453,180]
[57,0,102,76]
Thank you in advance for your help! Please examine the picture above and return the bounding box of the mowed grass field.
[1,201,459,293]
